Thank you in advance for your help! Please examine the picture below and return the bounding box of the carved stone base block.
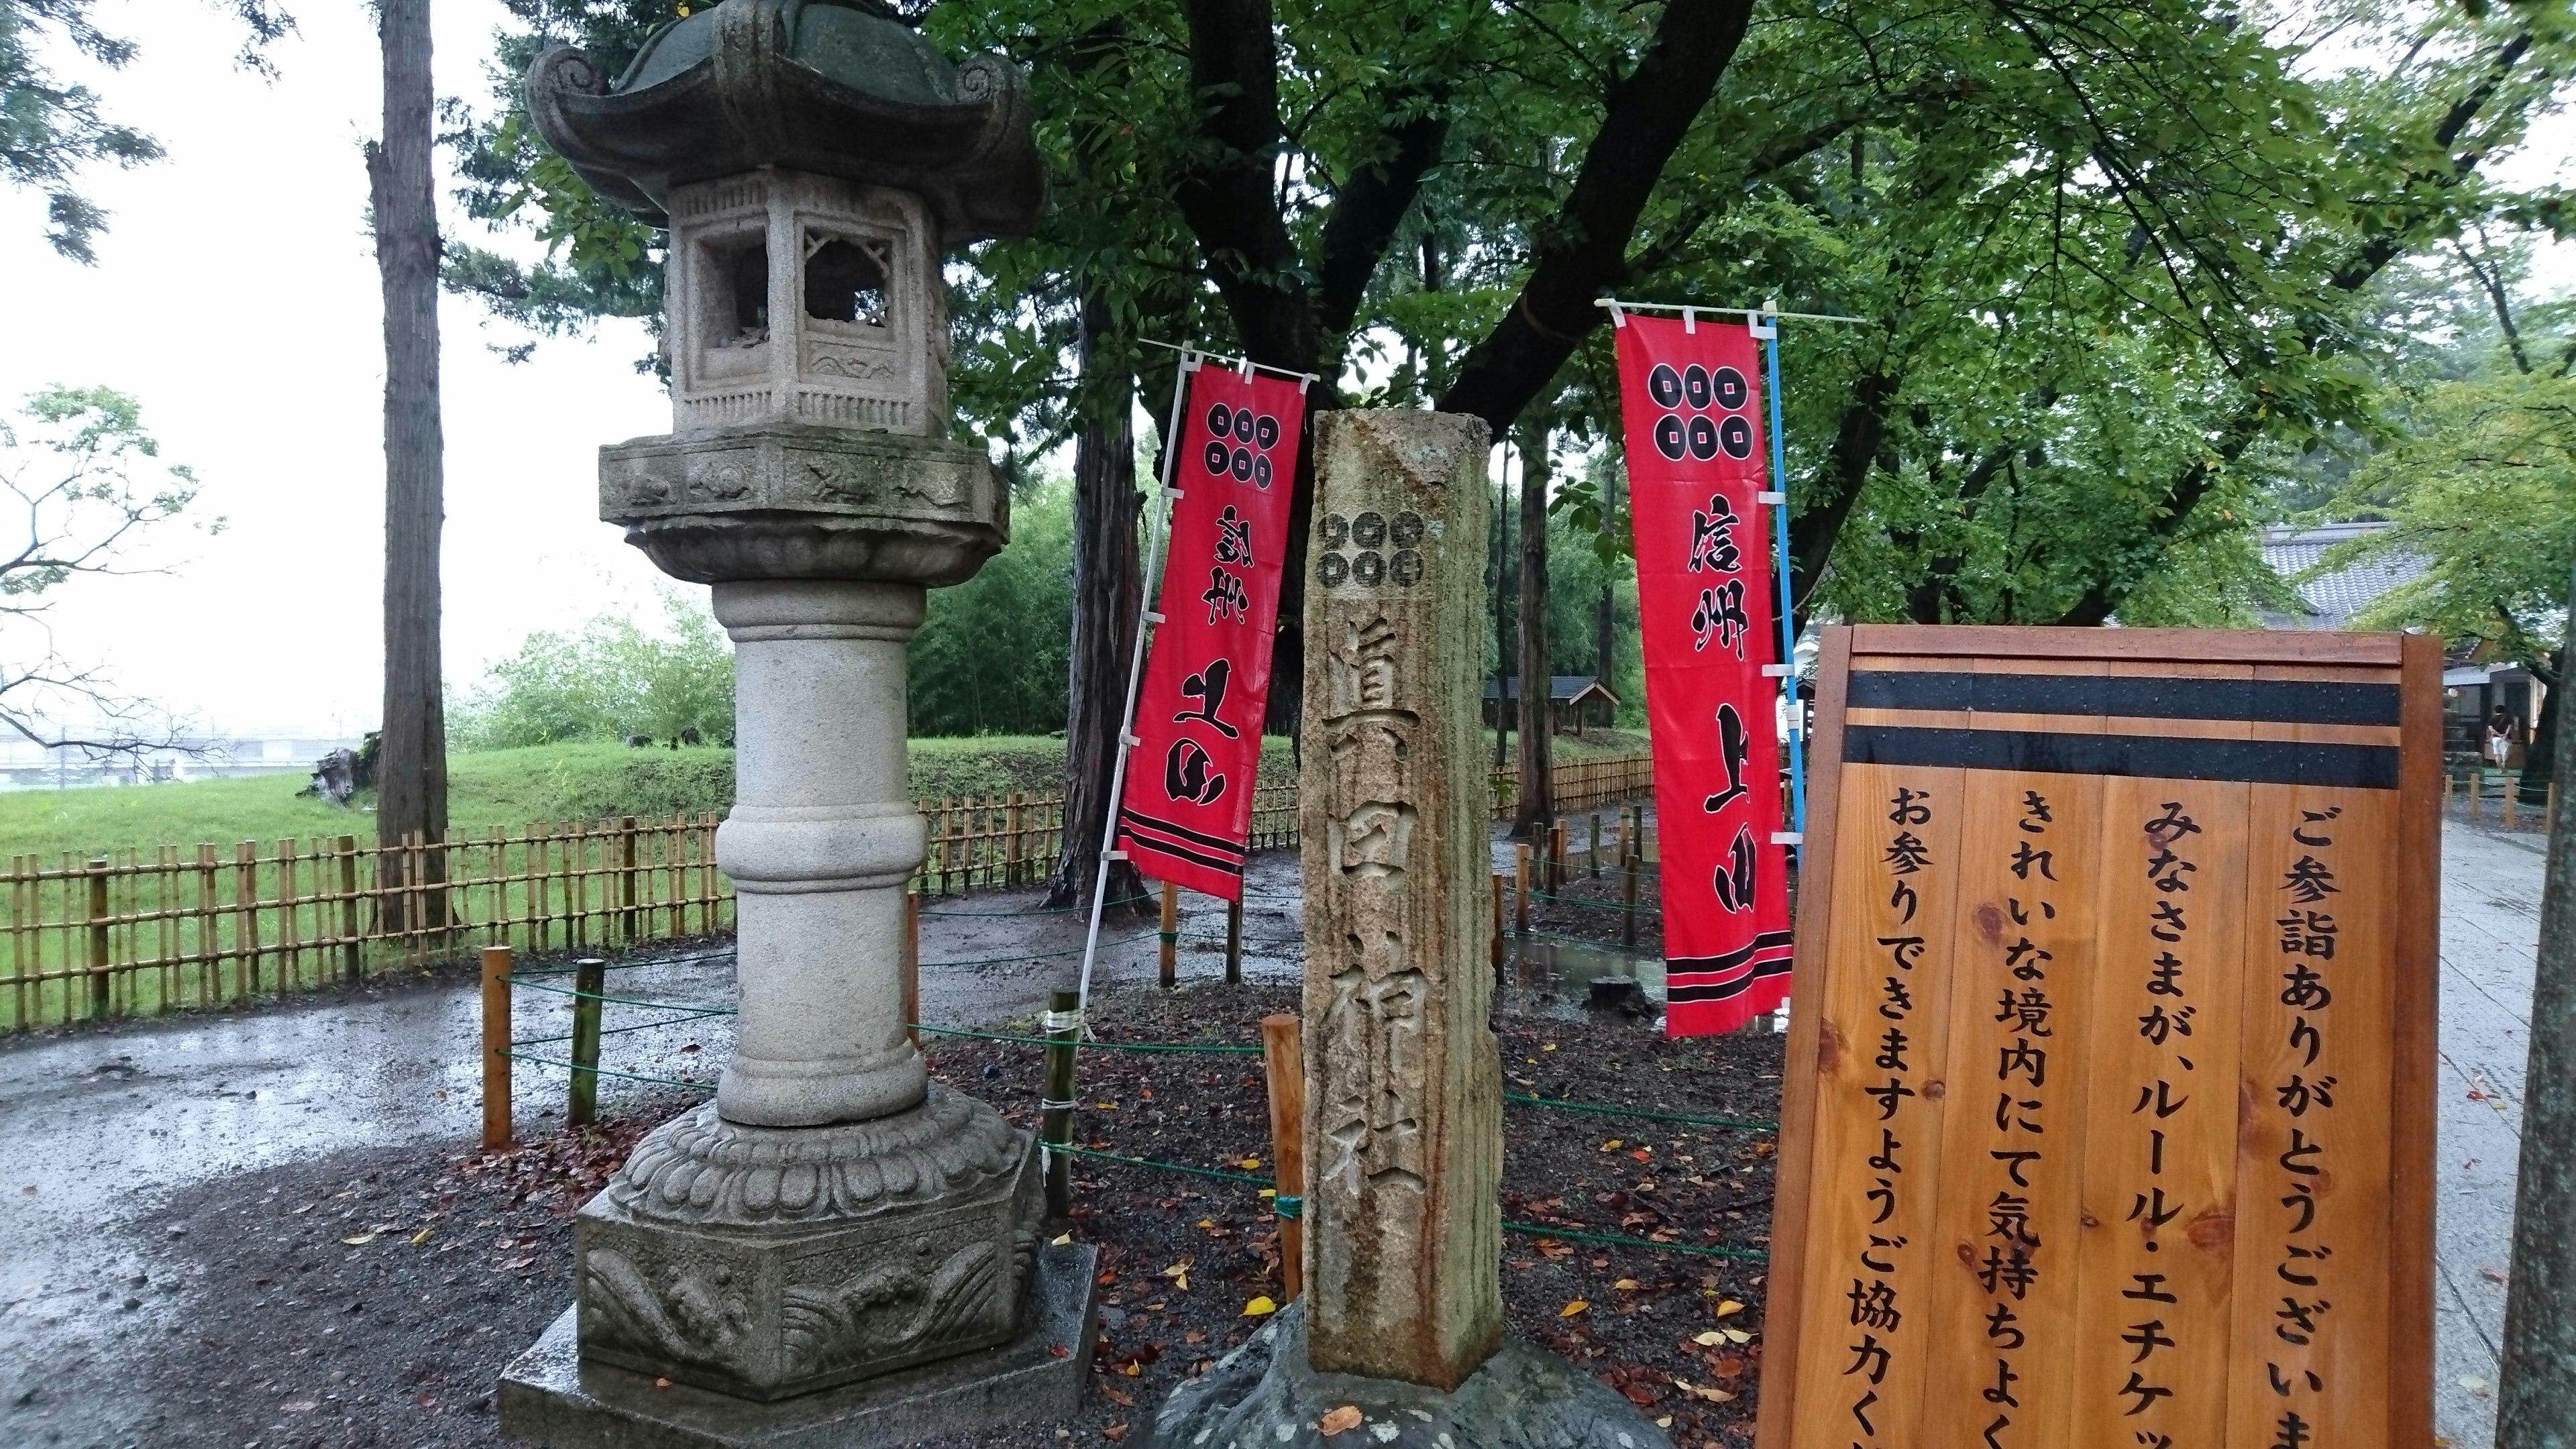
[502,1240,1099,1449]
[572,1089,1042,1401]
[1142,1301,1672,1449]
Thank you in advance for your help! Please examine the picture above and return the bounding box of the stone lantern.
[499,3,1091,1442]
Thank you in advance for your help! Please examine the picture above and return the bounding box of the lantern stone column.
[713,577,928,1127]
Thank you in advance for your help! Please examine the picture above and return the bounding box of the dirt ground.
[56,979,1780,1449]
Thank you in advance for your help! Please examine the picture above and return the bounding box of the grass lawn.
[0,735,1340,863]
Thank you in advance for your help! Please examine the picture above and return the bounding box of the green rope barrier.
[1273,1194,1302,1220]
[913,1023,1264,1055]
[1060,1144,1274,1186]
[504,976,742,1014]
[1505,1093,1778,1133]
[1518,888,1665,916]
[1502,1221,1769,1263]
[496,1049,716,1093]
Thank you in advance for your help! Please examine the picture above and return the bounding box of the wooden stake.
[2510,785,2522,830]
[1589,813,1601,879]
[1260,1012,1307,1303]
[1515,844,1532,934]
[903,889,921,1049]
[1549,819,1567,892]
[568,956,605,1128]
[1041,987,1079,1222]
[1226,896,1244,985]
[1491,874,1505,981]
[480,945,513,1150]
[1159,880,1179,988]
[1622,835,1640,949]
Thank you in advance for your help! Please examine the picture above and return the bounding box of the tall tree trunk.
[1514,424,1552,839]
[1492,466,1512,769]
[1595,459,1619,705]
[1047,297,1148,913]
[2521,650,2563,808]
[2499,570,2576,1442]
[368,0,446,931]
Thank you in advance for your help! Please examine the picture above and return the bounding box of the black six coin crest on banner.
[1313,510,1426,589]
[1646,360,1756,464]
[1202,402,1285,488]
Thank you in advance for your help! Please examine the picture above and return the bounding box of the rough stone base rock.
[1146,1301,1673,1449]
[500,1240,1098,1449]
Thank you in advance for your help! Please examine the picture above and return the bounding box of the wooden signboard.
[1758,626,2438,1449]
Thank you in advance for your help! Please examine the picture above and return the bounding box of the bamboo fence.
[4,751,1654,1032]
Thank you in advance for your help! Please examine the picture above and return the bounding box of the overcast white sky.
[0,1,2566,739]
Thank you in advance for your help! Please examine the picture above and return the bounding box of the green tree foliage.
[0,385,207,749]
[452,592,735,749]
[447,0,2572,637]
[907,476,1075,736]
[2,0,292,262]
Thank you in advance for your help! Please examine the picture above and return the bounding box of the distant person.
[2487,706,2514,767]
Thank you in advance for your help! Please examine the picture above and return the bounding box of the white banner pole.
[1072,352,1200,1033]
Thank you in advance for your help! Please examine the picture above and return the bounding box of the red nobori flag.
[1117,363,1307,900]
[1613,314,1794,1035]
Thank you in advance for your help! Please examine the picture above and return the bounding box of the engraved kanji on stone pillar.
[1299,411,1502,1391]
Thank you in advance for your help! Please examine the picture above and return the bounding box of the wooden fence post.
[1589,813,1601,879]
[1549,819,1567,892]
[235,841,260,997]
[903,889,920,1049]
[337,835,362,983]
[1226,896,1244,985]
[1514,844,1532,935]
[481,945,513,1150]
[86,856,110,1021]
[568,956,606,1128]
[1040,987,1079,1222]
[1159,881,1179,989]
[620,816,641,943]
[1260,1012,1307,1303]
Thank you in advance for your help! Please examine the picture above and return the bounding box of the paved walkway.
[2431,818,2551,1448]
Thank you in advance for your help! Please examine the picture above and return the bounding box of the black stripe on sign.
[1842,724,2397,790]
[1119,829,1246,878]
[1667,955,1793,1004]
[1119,808,1246,860]
[1847,670,2400,726]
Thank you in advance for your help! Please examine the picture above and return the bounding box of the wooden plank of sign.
[1781,759,1966,1449]
[1915,769,2103,1448]
[1860,654,2398,685]
[2387,632,2442,1448]
[1761,627,1851,1449]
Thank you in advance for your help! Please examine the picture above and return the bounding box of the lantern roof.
[526,0,1042,243]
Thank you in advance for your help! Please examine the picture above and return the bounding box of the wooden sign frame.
[1757,625,2438,1449]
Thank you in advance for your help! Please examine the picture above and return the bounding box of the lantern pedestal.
[500,1240,1099,1449]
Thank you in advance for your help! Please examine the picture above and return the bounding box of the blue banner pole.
[1762,306,1807,838]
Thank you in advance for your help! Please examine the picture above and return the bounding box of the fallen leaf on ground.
[1542,1042,1558,1052]
[1601,1139,1623,1152]
[1320,1405,1363,1436]
[1716,1299,1745,1318]
[1242,1296,1278,1316]
[1560,1300,1589,1318]
[1674,1380,1736,1403]
[410,1228,431,1246]
[1629,1148,1653,1163]
[341,1234,376,1246]
[1721,1328,1752,1344]
[504,1255,537,1271]
[1184,1330,1206,1344]
[1614,1279,1641,1291]
[1694,1330,1724,1346]
[1102,1424,1129,1442]
[1053,1232,1074,1246]
[1242,1158,1261,1170]
[1101,1385,1135,1407]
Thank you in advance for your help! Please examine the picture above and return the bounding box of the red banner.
[1613,315,1794,1035]
[1117,363,1306,900]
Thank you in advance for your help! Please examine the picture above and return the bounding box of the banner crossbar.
[1137,336,1324,385]
[1595,297,1866,326]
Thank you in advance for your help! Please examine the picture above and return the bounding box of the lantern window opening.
[804,230,892,330]
[704,233,771,350]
